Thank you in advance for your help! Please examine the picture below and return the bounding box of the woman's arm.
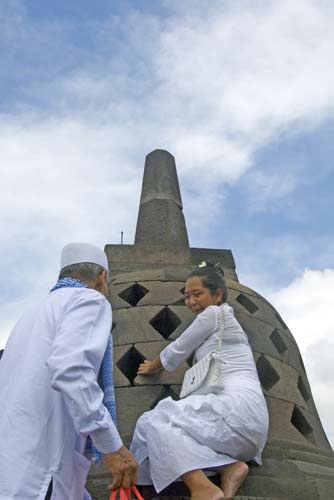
[138,306,218,375]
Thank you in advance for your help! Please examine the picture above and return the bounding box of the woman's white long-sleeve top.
[160,303,268,452]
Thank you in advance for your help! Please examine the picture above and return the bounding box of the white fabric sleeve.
[46,289,123,454]
[160,305,218,371]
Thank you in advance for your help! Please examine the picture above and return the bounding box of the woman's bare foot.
[219,461,249,498]
[182,469,225,500]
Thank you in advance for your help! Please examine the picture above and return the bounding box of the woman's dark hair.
[186,262,227,304]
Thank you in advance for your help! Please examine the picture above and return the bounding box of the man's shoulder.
[48,287,110,309]
[49,287,102,298]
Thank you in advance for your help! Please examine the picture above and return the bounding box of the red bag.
[110,486,144,500]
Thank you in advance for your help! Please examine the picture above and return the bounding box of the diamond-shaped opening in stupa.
[298,375,310,402]
[150,307,182,339]
[291,405,315,443]
[116,346,145,385]
[256,355,280,391]
[270,328,288,354]
[236,293,259,314]
[118,283,149,307]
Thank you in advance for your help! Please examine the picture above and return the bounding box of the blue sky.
[1,0,333,445]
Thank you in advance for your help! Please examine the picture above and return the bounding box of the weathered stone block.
[115,386,165,446]
[235,311,292,362]
[283,449,334,468]
[266,397,305,444]
[228,288,295,342]
[136,199,189,247]
[256,355,305,406]
[112,307,166,345]
[136,281,185,306]
[109,283,132,309]
[106,243,191,266]
[242,475,318,500]
[134,342,189,386]
[290,460,334,478]
[314,478,334,499]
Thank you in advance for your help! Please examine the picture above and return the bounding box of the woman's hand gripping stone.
[137,357,163,376]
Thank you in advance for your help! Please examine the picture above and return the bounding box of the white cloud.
[269,268,334,447]
[269,268,334,352]
[0,322,16,351]
[0,116,141,225]
[242,169,298,212]
[156,0,334,151]
[0,117,143,349]
[4,0,334,187]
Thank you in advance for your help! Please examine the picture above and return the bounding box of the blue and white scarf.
[50,277,87,293]
[50,277,117,463]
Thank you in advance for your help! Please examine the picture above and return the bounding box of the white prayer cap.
[60,243,108,271]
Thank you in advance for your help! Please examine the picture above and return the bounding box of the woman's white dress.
[130,303,269,493]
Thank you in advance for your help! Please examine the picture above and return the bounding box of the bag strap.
[132,486,145,499]
[110,489,128,500]
[110,486,144,500]
[216,305,225,351]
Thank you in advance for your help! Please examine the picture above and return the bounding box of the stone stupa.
[87,149,334,500]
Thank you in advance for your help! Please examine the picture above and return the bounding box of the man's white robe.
[0,287,122,500]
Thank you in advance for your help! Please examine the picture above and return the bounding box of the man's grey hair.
[59,263,105,281]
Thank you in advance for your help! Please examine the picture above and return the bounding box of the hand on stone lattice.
[137,358,163,375]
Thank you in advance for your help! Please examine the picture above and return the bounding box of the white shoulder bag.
[180,306,225,398]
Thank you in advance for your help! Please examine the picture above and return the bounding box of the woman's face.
[184,275,222,315]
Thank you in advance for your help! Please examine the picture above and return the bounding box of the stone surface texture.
[86,150,334,500]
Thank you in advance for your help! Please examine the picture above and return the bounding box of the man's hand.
[103,446,138,490]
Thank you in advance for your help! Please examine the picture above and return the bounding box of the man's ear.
[96,269,109,297]
[98,270,107,286]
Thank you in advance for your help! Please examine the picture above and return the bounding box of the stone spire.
[134,149,189,247]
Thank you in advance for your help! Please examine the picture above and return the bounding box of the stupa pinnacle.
[135,149,189,247]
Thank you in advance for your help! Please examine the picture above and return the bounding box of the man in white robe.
[0,243,137,500]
